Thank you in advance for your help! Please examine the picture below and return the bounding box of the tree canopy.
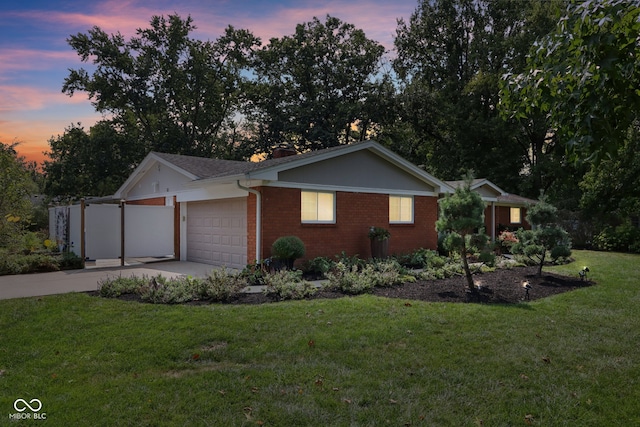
[392,0,565,194]
[43,121,143,198]
[0,143,38,248]
[63,14,260,158]
[500,0,640,161]
[248,15,389,153]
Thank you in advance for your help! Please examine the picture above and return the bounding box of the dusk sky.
[0,0,418,166]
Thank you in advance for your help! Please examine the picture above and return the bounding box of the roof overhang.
[246,141,455,194]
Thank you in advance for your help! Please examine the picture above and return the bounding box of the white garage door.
[187,198,247,269]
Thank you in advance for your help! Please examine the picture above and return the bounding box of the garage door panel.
[187,198,247,269]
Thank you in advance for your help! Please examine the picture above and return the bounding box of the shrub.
[334,251,365,270]
[139,275,200,304]
[394,248,442,268]
[0,251,84,275]
[98,275,146,298]
[58,252,84,270]
[325,262,374,294]
[497,230,519,254]
[477,250,496,267]
[325,260,403,294]
[271,236,306,269]
[0,254,30,275]
[263,270,318,300]
[199,268,247,301]
[593,222,640,253]
[240,261,268,285]
[302,256,335,277]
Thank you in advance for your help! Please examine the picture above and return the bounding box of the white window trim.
[301,190,336,224]
[389,195,414,224]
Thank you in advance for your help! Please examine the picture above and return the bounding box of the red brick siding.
[484,205,530,237]
[254,186,438,265]
[126,197,166,206]
[247,192,257,263]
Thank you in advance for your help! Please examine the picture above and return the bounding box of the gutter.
[237,180,262,262]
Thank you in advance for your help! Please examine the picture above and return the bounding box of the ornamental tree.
[436,179,486,291]
[511,198,571,276]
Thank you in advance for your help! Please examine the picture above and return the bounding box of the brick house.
[112,141,533,269]
[446,179,536,242]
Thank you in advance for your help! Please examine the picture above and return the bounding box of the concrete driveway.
[0,261,220,300]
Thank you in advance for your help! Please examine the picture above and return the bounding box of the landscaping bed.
[97,265,592,305]
[233,265,591,304]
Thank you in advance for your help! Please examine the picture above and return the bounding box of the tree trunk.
[461,240,475,291]
[537,252,545,277]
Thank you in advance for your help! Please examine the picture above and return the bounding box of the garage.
[186,198,248,269]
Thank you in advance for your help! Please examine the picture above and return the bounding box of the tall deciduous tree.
[44,121,142,198]
[501,0,640,161]
[0,142,38,248]
[248,15,388,153]
[393,0,563,195]
[63,14,260,158]
[580,122,640,225]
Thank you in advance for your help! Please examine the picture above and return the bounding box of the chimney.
[272,145,297,158]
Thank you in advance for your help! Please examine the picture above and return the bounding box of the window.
[389,195,414,223]
[301,191,335,223]
[510,207,521,224]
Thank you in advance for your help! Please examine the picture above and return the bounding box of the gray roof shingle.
[152,141,371,180]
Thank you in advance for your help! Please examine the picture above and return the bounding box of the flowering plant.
[497,230,519,253]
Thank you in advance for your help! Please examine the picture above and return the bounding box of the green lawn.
[1,250,639,426]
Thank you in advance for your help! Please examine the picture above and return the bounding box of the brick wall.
[485,205,531,237]
[253,186,438,265]
[126,197,166,206]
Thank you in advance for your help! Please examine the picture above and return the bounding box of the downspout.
[237,180,262,262]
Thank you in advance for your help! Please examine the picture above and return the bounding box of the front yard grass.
[0,250,639,426]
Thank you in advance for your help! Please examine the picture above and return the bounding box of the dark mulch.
[91,266,593,305]
[230,265,593,305]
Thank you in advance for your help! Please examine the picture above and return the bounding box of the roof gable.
[277,149,437,193]
[446,179,505,200]
[115,141,454,199]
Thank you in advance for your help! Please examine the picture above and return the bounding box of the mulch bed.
[92,265,593,305]
[230,265,593,305]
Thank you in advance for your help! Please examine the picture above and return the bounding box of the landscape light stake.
[522,280,531,301]
[579,267,590,282]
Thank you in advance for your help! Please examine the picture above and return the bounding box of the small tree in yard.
[512,198,571,276]
[436,180,486,292]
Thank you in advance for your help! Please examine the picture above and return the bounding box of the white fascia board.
[176,185,249,203]
[114,153,199,199]
[265,181,438,197]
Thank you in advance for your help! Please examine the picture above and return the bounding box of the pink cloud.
[0,49,79,72]
[0,85,90,114]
